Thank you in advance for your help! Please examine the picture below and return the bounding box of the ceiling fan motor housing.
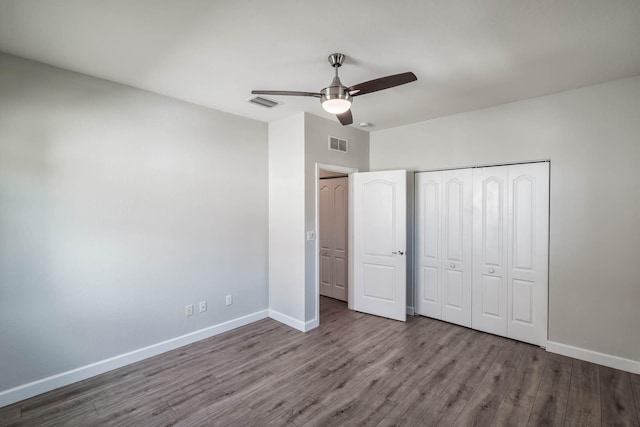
[321,82,352,102]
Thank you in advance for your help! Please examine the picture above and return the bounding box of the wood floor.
[2,297,639,427]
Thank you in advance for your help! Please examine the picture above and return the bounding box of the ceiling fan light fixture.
[322,98,351,114]
[320,85,352,114]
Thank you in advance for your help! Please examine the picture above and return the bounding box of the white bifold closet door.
[472,162,549,346]
[471,166,509,336]
[415,169,473,327]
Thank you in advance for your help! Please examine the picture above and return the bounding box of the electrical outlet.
[185,304,193,316]
[225,295,233,306]
[199,301,207,313]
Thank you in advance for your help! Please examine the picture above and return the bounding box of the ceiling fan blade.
[347,72,417,96]
[337,110,353,126]
[251,90,321,98]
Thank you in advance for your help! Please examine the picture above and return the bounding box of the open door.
[352,170,407,321]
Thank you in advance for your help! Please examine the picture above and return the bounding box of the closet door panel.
[441,169,472,327]
[481,275,503,317]
[473,166,509,337]
[512,279,533,323]
[507,163,549,346]
[444,270,463,309]
[415,172,442,319]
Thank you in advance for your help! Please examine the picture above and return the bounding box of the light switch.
[306,231,316,241]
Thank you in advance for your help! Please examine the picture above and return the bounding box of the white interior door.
[352,170,406,321]
[319,177,348,301]
[415,171,442,319]
[507,162,549,345]
[319,180,334,298]
[441,169,473,327]
[472,166,509,336]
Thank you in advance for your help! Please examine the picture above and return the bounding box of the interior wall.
[304,113,369,322]
[268,113,306,322]
[370,75,640,363]
[0,53,269,393]
[266,113,368,328]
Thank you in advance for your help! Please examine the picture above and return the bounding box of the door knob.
[392,251,405,255]
[489,269,495,274]
[398,250,404,255]
[450,264,455,268]
[323,251,328,255]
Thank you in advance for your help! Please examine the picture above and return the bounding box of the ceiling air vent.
[328,136,348,153]
[247,96,280,108]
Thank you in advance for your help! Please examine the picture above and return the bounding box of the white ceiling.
[1,0,639,131]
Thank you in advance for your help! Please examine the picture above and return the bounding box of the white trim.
[0,310,269,408]
[268,309,317,332]
[546,341,640,374]
[305,318,319,331]
[406,306,415,316]
[414,159,551,174]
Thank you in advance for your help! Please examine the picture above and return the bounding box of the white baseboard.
[268,309,317,332]
[0,309,269,408]
[304,317,319,331]
[406,306,415,316]
[546,341,640,374]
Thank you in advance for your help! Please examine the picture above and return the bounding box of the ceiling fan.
[251,53,417,126]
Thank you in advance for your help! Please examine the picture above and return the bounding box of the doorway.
[315,163,358,325]
[315,165,408,326]
[318,172,349,302]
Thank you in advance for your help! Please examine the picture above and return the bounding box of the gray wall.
[370,76,640,362]
[268,113,306,322]
[0,53,269,392]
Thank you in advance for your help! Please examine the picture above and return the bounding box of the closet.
[415,162,549,346]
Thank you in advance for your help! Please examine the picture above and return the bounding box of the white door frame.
[315,163,359,324]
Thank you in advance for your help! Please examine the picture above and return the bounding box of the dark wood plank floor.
[1,297,639,426]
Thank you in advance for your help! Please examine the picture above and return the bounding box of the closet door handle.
[450,264,456,268]
[489,269,495,274]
